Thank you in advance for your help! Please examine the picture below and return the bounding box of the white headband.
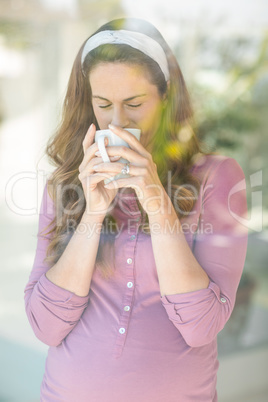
[81,29,170,81]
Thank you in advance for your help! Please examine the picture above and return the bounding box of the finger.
[78,170,115,185]
[80,155,121,174]
[93,162,146,177]
[97,146,145,165]
[82,123,96,153]
[79,138,112,173]
[80,142,99,172]
[108,124,149,158]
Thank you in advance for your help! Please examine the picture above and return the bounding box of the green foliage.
[189,33,268,217]
[0,20,39,49]
[192,34,268,153]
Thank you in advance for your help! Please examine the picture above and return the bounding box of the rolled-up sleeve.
[160,157,248,347]
[24,183,90,346]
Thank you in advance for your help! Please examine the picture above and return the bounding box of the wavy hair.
[42,18,205,278]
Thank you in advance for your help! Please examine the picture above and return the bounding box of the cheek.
[93,107,109,127]
[139,104,162,132]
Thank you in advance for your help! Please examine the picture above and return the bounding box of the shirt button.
[124,306,130,311]
[130,235,136,240]
[220,297,227,303]
[127,282,133,288]
[119,328,125,334]
[127,258,133,264]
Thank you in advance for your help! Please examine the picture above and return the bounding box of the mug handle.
[97,136,110,163]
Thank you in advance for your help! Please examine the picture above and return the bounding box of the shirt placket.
[112,198,142,359]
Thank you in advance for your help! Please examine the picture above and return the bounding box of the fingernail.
[108,124,115,130]
[95,151,101,156]
[111,156,121,160]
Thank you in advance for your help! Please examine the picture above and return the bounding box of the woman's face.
[89,62,165,150]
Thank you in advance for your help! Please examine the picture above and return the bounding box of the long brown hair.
[43,18,204,278]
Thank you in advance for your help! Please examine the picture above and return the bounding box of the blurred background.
[0,0,267,401]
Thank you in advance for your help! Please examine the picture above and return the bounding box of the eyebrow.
[92,94,147,102]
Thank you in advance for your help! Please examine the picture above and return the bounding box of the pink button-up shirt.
[24,155,248,402]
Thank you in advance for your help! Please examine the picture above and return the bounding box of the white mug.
[95,128,141,184]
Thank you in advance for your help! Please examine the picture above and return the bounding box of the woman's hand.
[78,124,120,217]
[93,124,168,215]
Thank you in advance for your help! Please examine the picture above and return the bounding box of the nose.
[110,106,130,128]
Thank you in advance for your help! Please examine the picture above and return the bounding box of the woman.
[24,18,248,402]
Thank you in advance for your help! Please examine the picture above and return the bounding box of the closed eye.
[99,104,111,109]
[127,104,142,108]
[98,104,142,109]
